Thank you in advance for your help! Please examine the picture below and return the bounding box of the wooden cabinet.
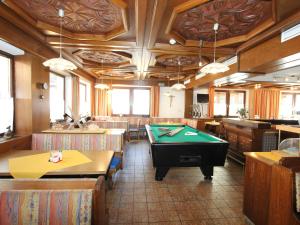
[244,152,300,225]
[244,155,273,225]
[223,118,271,163]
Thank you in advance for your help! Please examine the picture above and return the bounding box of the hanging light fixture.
[95,59,109,89]
[200,23,229,74]
[198,40,203,67]
[171,60,186,90]
[164,76,172,96]
[43,9,77,71]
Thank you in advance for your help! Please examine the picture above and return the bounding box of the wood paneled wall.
[0,135,32,154]
[184,89,193,118]
[14,53,50,135]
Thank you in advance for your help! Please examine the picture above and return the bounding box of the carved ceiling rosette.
[156,55,200,67]
[149,72,187,81]
[172,0,272,41]
[75,50,130,65]
[10,0,126,38]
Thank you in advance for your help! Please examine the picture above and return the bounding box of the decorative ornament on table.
[3,126,13,140]
[43,9,77,71]
[49,150,63,163]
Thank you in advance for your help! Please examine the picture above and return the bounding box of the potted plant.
[237,108,248,119]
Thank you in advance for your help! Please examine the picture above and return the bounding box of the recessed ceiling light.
[169,38,176,45]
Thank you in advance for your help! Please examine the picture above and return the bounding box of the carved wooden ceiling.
[2,0,299,85]
[172,0,273,42]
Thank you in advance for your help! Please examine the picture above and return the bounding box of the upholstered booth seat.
[32,133,124,152]
[0,177,107,225]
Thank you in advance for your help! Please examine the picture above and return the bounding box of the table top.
[276,124,300,134]
[42,128,126,135]
[0,150,114,177]
[244,151,298,165]
[205,121,220,126]
[148,124,225,143]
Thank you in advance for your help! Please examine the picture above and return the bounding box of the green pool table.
[146,124,229,181]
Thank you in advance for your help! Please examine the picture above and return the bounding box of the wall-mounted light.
[37,82,48,100]
[169,38,176,45]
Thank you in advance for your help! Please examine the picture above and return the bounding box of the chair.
[0,177,107,225]
[128,119,140,141]
[278,138,300,155]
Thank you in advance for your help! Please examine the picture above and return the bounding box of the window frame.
[280,92,300,117]
[0,50,14,134]
[111,86,151,117]
[79,79,92,116]
[214,90,246,117]
[49,72,66,121]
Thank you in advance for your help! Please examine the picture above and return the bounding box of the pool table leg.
[200,165,213,180]
[155,167,169,181]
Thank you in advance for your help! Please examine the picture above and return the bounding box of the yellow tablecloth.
[9,150,92,179]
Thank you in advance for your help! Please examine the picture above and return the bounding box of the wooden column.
[184,88,193,118]
[14,53,50,135]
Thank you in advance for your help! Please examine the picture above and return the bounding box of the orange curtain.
[150,86,160,117]
[95,89,112,116]
[208,87,215,118]
[253,89,280,119]
[71,75,80,118]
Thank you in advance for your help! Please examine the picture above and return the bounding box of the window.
[214,90,246,117]
[111,89,130,115]
[79,79,91,116]
[280,92,300,118]
[132,89,150,115]
[49,73,65,122]
[0,54,13,133]
[111,88,150,116]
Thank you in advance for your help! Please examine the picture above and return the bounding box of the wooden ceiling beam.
[153,43,236,56]
[238,10,300,53]
[46,37,137,48]
[0,4,45,42]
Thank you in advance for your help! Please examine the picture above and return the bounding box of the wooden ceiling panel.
[172,0,273,42]
[5,0,128,40]
[1,0,298,85]
[74,50,131,66]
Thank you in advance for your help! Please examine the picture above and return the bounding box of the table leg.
[155,167,169,181]
[200,165,213,180]
[278,130,281,148]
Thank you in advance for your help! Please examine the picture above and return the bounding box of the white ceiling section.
[246,66,300,83]
[0,39,24,56]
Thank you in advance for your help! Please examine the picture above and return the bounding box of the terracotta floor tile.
[109,141,245,225]
[134,202,148,211]
[177,210,194,221]
[162,210,180,221]
[206,208,224,219]
[133,211,148,223]
[147,202,162,211]
[148,210,165,223]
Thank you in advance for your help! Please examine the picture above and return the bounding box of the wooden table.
[0,150,114,178]
[276,124,300,146]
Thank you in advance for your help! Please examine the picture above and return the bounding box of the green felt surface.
[150,124,222,143]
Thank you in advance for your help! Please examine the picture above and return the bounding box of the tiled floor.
[107,141,246,225]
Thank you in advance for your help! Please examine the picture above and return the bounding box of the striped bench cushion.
[32,133,123,152]
[0,189,93,225]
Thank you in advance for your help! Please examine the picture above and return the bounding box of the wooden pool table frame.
[146,124,229,181]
